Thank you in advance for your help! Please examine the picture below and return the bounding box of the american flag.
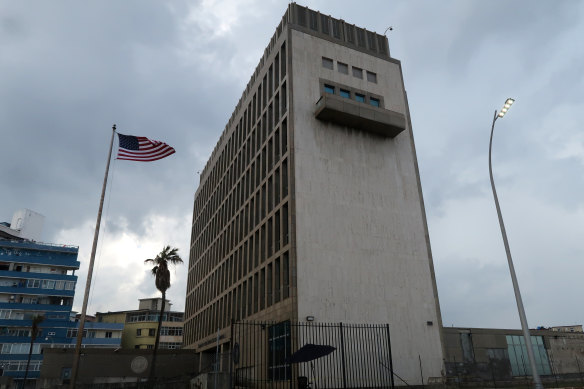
[117,133,175,162]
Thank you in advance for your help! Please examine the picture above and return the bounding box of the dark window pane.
[322,57,333,70]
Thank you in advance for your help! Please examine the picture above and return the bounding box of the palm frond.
[145,246,183,293]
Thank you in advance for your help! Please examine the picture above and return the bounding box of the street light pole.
[488,98,543,389]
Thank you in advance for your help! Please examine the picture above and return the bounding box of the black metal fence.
[230,321,394,389]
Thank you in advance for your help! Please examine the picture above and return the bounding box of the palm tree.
[144,245,183,381]
[23,314,44,388]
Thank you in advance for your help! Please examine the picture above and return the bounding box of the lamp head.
[498,98,515,118]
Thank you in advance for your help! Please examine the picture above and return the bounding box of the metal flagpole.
[70,124,117,388]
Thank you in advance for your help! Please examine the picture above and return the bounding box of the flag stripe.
[116,133,175,162]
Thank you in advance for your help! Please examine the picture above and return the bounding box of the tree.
[23,314,44,388]
[144,245,183,381]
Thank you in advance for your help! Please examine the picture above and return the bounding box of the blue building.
[0,210,121,386]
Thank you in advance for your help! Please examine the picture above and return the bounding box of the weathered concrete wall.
[547,333,584,375]
[443,327,584,382]
[39,348,199,385]
[290,28,444,385]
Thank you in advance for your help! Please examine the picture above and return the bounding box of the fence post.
[419,355,424,388]
[489,357,497,388]
[577,356,583,385]
[229,319,234,389]
[339,322,347,389]
[385,324,395,389]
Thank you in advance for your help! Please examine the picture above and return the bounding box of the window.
[337,62,348,74]
[369,97,380,107]
[367,71,377,83]
[506,335,551,376]
[340,89,350,99]
[149,328,156,337]
[27,279,40,288]
[352,67,363,79]
[136,329,142,336]
[42,280,55,289]
[161,326,183,336]
[309,10,318,31]
[322,57,333,70]
[105,331,112,338]
[160,342,182,349]
[355,93,365,103]
[320,14,330,34]
[324,84,335,94]
[268,321,291,380]
[332,19,341,39]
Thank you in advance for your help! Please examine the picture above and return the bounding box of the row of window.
[322,57,378,83]
[0,360,41,372]
[136,328,156,337]
[190,124,289,270]
[126,312,184,323]
[189,182,290,301]
[1,328,34,337]
[18,279,76,290]
[0,309,66,320]
[1,343,41,355]
[66,329,115,339]
[0,261,70,275]
[0,249,77,263]
[159,342,182,349]
[185,251,290,344]
[160,326,183,336]
[186,41,292,346]
[194,40,287,224]
[323,84,380,107]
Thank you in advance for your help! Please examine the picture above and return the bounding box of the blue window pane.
[370,97,380,107]
[324,85,335,94]
[355,94,365,103]
[340,89,350,98]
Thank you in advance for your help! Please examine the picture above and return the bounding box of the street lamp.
[489,98,543,389]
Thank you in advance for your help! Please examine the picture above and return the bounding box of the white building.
[184,3,444,385]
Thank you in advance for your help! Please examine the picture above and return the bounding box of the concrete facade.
[443,326,584,384]
[184,4,444,385]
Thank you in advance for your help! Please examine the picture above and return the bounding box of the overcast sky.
[1,1,583,329]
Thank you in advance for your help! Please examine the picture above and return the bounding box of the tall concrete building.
[184,3,444,384]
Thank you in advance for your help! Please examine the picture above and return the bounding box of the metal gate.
[230,321,394,389]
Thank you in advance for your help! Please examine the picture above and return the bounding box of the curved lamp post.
[489,98,543,389]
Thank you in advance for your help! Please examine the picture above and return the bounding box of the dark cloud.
[1,0,583,328]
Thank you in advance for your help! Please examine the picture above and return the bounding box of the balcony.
[315,93,406,138]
